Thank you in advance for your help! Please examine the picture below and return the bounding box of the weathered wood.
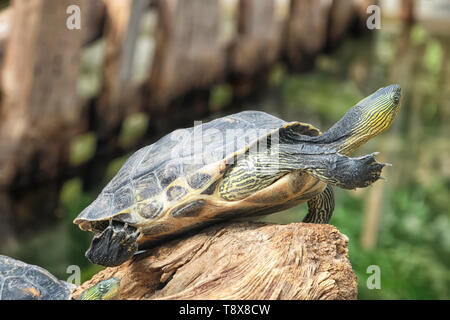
[328,0,357,49]
[0,7,11,65]
[0,0,87,186]
[401,0,414,24]
[96,0,149,138]
[72,222,357,300]
[285,0,333,70]
[83,0,107,45]
[147,0,226,109]
[230,0,282,75]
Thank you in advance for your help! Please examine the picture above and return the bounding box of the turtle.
[74,84,401,267]
[0,255,120,300]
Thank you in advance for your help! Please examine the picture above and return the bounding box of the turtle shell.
[0,255,75,300]
[74,111,321,235]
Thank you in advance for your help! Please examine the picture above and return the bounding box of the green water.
[1,20,449,299]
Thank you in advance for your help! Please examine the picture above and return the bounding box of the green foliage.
[264,184,450,300]
[210,84,233,112]
[331,185,450,300]
[118,113,149,148]
[423,40,443,74]
[279,72,363,122]
[69,132,97,166]
[410,25,428,46]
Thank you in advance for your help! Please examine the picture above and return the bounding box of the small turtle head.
[355,84,401,133]
[323,84,401,155]
[77,277,120,300]
[85,219,140,267]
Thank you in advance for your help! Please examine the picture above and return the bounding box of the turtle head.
[84,219,140,267]
[74,204,141,267]
[323,84,401,155]
[77,277,121,300]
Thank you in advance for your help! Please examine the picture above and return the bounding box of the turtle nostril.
[393,95,399,105]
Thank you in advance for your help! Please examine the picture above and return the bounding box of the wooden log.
[72,222,357,300]
[285,0,333,71]
[0,0,88,186]
[96,0,149,139]
[230,0,282,75]
[147,0,226,109]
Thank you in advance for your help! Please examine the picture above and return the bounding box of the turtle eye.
[391,93,400,105]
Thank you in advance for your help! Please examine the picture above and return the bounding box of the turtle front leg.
[303,185,335,224]
[306,152,389,190]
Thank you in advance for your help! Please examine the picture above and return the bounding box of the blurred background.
[0,0,448,300]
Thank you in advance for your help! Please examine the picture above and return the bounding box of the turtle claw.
[339,153,389,188]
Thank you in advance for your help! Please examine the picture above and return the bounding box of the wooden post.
[0,0,87,186]
[328,0,357,49]
[96,0,149,139]
[231,0,281,75]
[147,0,225,110]
[285,0,333,71]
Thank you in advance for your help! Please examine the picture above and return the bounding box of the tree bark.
[328,0,357,49]
[285,0,332,71]
[0,0,87,186]
[230,0,282,75]
[72,222,357,300]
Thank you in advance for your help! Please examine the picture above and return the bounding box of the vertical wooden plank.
[400,0,414,24]
[327,0,357,49]
[97,0,149,138]
[83,0,107,45]
[0,8,11,65]
[147,0,225,109]
[0,0,87,186]
[231,0,281,75]
[285,0,332,71]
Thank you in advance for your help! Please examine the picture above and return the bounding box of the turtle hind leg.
[303,185,335,223]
